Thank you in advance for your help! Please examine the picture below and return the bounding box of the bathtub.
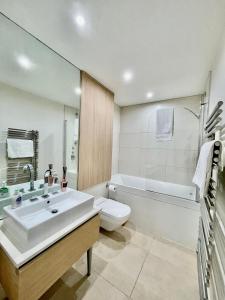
[109,174,200,250]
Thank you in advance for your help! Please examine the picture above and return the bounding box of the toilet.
[94,197,131,231]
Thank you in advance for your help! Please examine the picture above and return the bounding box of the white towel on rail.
[7,139,34,158]
[156,107,174,140]
[192,141,215,198]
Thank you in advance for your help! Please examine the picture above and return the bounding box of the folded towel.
[7,139,34,158]
[156,107,174,140]
[192,141,215,198]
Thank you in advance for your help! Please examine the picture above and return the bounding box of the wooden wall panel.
[78,72,114,190]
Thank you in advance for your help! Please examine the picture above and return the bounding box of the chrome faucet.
[23,164,35,191]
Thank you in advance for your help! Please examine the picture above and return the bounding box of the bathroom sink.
[2,188,94,251]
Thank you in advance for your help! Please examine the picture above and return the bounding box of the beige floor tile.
[41,268,128,300]
[150,237,197,269]
[116,222,154,251]
[80,275,129,300]
[93,232,127,263]
[98,222,154,254]
[100,243,147,296]
[131,253,199,300]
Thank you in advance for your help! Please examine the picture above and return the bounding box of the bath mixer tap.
[23,164,35,191]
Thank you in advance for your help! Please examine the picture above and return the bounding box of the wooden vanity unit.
[0,214,100,300]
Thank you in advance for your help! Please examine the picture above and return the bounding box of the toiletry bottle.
[11,189,22,208]
[0,181,9,198]
[16,189,22,207]
[48,164,54,186]
[61,166,68,192]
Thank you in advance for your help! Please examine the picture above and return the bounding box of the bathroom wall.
[119,95,201,186]
[0,82,76,183]
[111,104,121,175]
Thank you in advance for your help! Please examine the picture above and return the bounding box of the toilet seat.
[94,197,131,231]
[95,198,131,219]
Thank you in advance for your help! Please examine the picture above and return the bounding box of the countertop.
[0,208,100,268]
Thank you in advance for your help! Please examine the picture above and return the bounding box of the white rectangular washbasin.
[2,188,94,252]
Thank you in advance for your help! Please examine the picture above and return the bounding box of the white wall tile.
[165,166,195,186]
[166,149,197,168]
[119,159,141,177]
[173,130,199,150]
[119,95,201,185]
[141,148,168,166]
[140,132,174,149]
[119,147,141,164]
[140,164,166,181]
[120,133,140,148]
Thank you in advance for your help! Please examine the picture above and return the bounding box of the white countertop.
[0,208,100,268]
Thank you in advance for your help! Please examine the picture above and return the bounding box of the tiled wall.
[119,95,201,186]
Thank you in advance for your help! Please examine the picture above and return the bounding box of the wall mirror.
[0,13,81,217]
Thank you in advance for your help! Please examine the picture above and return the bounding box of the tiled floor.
[0,222,199,300]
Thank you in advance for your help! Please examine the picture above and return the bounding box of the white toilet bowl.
[94,197,131,231]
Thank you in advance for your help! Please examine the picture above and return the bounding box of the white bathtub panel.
[113,190,199,250]
[119,174,145,190]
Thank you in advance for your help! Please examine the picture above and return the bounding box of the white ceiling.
[0,0,225,106]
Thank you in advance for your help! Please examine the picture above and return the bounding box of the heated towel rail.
[197,100,225,300]
[7,128,39,185]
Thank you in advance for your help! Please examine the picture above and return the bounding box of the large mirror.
[0,13,81,218]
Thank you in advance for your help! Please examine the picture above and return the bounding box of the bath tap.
[23,164,35,191]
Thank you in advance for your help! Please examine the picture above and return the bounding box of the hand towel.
[156,107,174,140]
[192,141,215,198]
[7,138,34,158]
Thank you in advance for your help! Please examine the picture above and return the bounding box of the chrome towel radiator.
[7,128,39,185]
[197,100,225,300]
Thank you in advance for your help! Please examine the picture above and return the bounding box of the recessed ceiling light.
[16,55,34,70]
[75,15,85,27]
[146,92,154,99]
[123,70,133,82]
[74,87,82,95]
